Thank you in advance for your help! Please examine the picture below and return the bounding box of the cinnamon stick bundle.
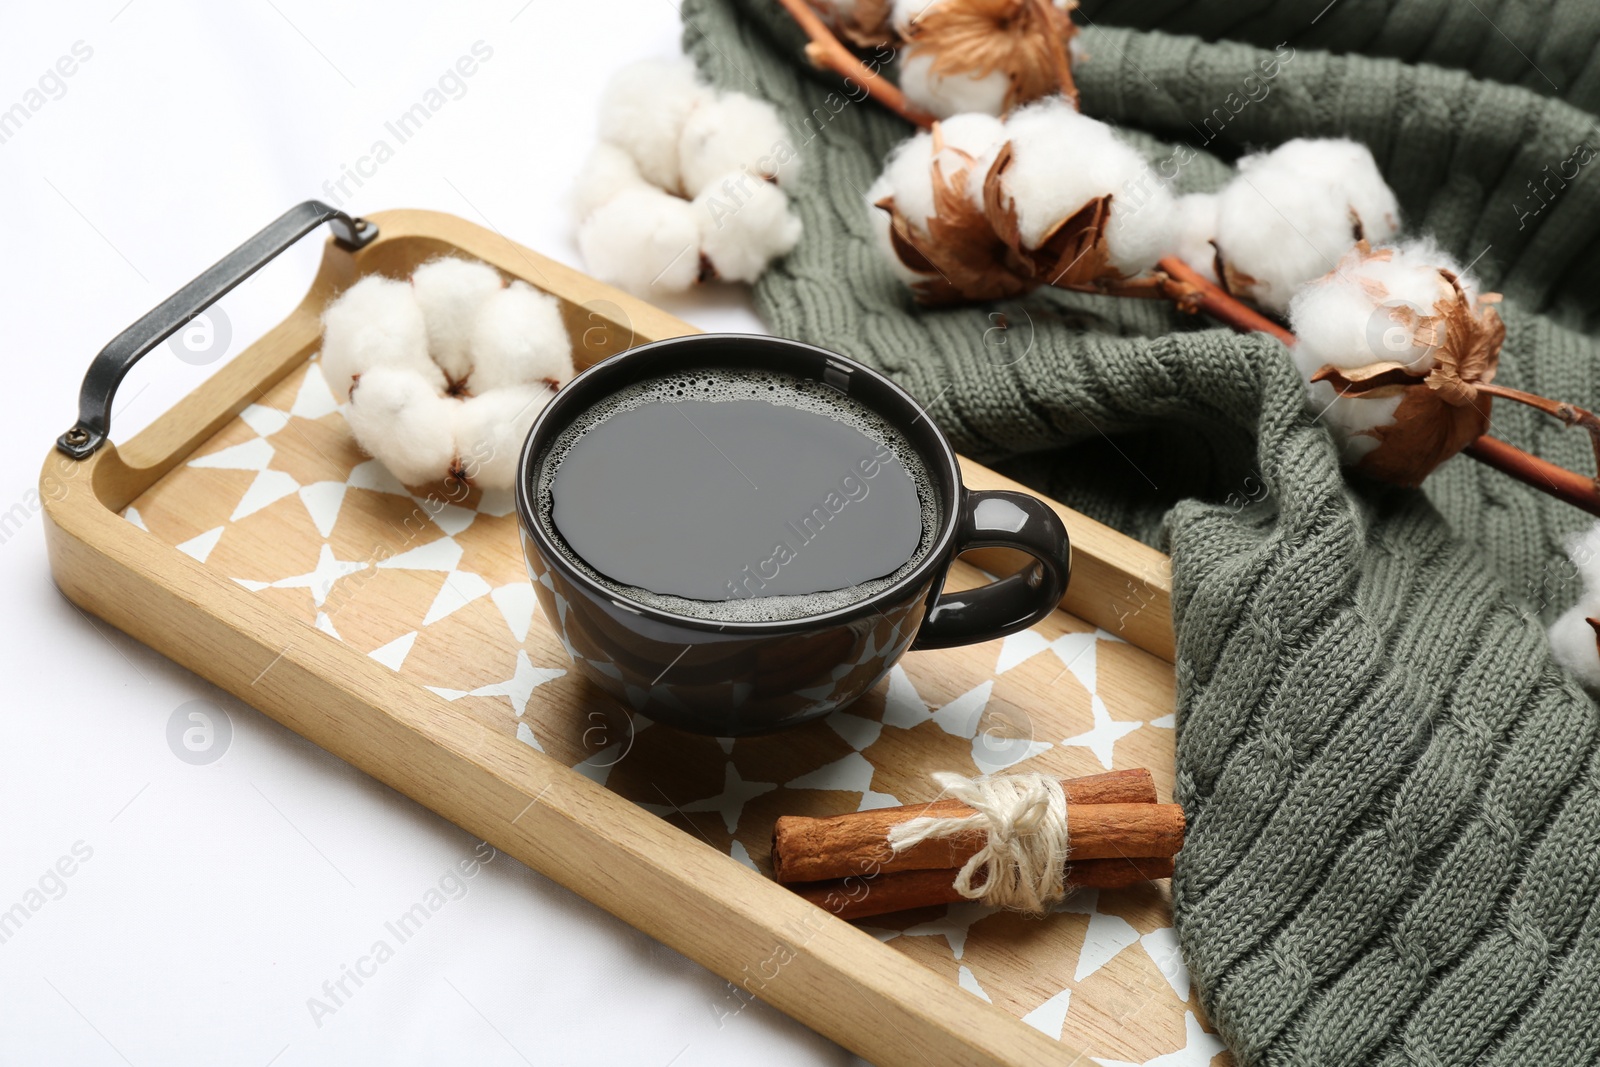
[796,855,1177,921]
[771,769,1183,884]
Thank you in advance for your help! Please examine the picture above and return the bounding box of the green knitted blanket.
[681,1,1600,1062]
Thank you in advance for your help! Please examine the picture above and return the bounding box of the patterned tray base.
[121,346,1224,1067]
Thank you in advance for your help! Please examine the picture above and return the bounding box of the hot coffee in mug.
[536,369,936,620]
[516,335,1071,735]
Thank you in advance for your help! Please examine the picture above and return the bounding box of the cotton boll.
[411,258,504,382]
[891,0,938,35]
[1216,138,1401,313]
[1215,170,1364,314]
[989,99,1175,275]
[1287,239,1490,469]
[467,281,576,393]
[1565,521,1600,591]
[1289,240,1465,378]
[597,58,713,190]
[1288,245,1434,459]
[343,367,458,486]
[1172,193,1220,283]
[865,173,929,287]
[678,92,799,196]
[694,173,803,283]
[1242,138,1400,243]
[576,186,702,295]
[1547,521,1600,689]
[569,143,651,223]
[1303,380,1402,462]
[1550,602,1600,689]
[319,276,442,403]
[898,51,1010,119]
[877,113,1006,230]
[453,384,551,490]
[864,114,1005,285]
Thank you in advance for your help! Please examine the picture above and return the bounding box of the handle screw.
[64,427,90,446]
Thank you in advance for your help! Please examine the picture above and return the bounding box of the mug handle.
[910,490,1072,651]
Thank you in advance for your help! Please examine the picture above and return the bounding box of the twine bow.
[887,771,1069,914]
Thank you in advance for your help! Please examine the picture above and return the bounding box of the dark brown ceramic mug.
[515,335,1070,735]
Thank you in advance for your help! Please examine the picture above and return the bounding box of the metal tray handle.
[56,200,377,459]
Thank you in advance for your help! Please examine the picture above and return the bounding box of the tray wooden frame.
[41,209,1174,1066]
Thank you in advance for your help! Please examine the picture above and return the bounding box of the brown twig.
[1156,256,1295,344]
[774,0,937,128]
[1474,382,1600,482]
[1465,437,1600,517]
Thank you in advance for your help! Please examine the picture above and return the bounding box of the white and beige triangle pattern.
[122,355,1226,1065]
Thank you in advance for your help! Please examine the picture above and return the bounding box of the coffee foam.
[534,369,941,622]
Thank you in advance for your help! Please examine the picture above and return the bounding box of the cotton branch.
[773,0,938,128]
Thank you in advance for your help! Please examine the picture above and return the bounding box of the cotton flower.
[596,57,713,191]
[341,367,459,486]
[869,103,1181,303]
[576,186,703,294]
[1549,522,1600,689]
[468,281,574,393]
[1214,138,1400,313]
[890,0,1079,118]
[678,91,800,196]
[1288,240,1504,486]
[694,173,803,283]
[1172,193,1220,284]
[411,257,503,384]
[577,57,805,294]
[322,258,577,489]
[897,50,1010,120]
[867,113,1020,301]
[569,143,651,223]
[983,98,1175,279]
[454,383,554,489]
[319,276,443,403]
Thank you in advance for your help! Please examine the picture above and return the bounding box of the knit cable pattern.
[682,2,1600,1061]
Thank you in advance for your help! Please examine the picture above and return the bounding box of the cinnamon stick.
[795,855,1175,921]
[771,769,1180,883]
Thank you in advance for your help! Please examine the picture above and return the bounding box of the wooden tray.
[42,209,1223,1066]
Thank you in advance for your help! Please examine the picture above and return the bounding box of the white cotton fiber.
[569,142,651,223]
[453,384,551,490]
[1172,193,1220,283]
[597,57,713,191]
[695,173,803,282]
[1549,603,1600,689]
[879,113,1006,228]
[1287,239,1467,461]
[576,186,703,295]
[410,258,504,382]
[865,171,930,287]
[343,367,459,485]
[898,51,1011,119]
[864,114,1005,284]
[1289,240,1466,376]
[986,99,1175,275]
[467,281,576,393]
[678,91,799,196]
[319,276,442,403]
[891,0,939,35]
[1215,138,1400,313]
[1549,522,1600,689]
